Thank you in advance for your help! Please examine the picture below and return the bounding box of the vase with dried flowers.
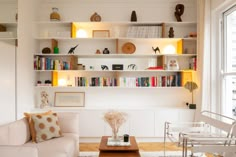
[103,110,127,141]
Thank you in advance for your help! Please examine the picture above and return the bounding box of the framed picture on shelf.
[54,92,85,107]
[92,30,110,38]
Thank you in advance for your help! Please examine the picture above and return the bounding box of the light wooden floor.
[79,142,216,157]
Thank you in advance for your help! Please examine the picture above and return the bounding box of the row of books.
[34,56,71,70]
[119,75,181,87]
[126,26,163,38]
[73,74,181,87]
[75,77,117,87]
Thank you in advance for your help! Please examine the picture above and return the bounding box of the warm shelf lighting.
[76,29,88,38]
[163,44,176,54]
[58,79,67,86]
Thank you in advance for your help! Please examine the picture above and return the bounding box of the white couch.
[0,112,79,157]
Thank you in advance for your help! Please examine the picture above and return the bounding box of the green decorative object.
[184,81,198,109]
[54,47,59,54]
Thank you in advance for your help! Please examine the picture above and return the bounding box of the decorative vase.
[112,128,119,141]
[104,110,127,141]
[50,7,60,21]
[131,10,137,22]
[103,48,110,54]
[90,12,102,22]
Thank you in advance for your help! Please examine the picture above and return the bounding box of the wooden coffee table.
[99,136,140,157]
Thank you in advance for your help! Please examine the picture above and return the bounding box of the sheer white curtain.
[195,0,212,120]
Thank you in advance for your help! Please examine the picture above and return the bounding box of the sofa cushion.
[31,113,62,142]
[0,118,31,145]
[24,134,77,157]
[0,146,38,157]
[57,112,79,134]
[24,110,52,142]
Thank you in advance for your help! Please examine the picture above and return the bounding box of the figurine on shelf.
[127,64,137,70]
[101,65,109,70]
[50,7,61,21]
[96,49,101,54]
[168,27,174,38]
[152,46,160,54]
[131,10,137,22]
[42,47,51,54]
[90,12,102,22]
[174,4,184,22]
[167,58,179,70]
[40,91,50,109]
[103,48,110,54]
[68,44,79,54]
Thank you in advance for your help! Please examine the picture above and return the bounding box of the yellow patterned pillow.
[31,113,62,142]
[24,110,52,142]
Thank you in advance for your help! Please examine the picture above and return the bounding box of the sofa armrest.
[57,112,79,135]
[0,146,38,157]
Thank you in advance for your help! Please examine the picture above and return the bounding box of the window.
[222,5,236,118]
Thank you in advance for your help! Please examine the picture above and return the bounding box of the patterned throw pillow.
[31,113,62,143]
[24,110,52,142]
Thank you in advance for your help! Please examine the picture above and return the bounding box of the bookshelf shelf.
[34,69,195,73]
[35,86,184,89]
[34,53,197,58]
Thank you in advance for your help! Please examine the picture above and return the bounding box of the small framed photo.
[92,30,110,38]
[54,92,85,107]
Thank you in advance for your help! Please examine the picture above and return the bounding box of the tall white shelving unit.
[32,0,197,141]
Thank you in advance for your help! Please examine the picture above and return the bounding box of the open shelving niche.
[34,21,197,90]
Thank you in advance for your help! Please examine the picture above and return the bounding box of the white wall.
[17,0,36,119]
[0,40,16,124]
[0,0,17,124]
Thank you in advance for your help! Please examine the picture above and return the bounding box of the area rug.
[78,151,204,157]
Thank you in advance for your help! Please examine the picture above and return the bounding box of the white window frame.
[208,0,236,118]
[221,4,236,118]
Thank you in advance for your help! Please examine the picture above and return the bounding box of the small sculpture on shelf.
[96,49,101,54]
[152,46,160,54]
[50,7,61,21]
[44,80,52,84]
[174,4,184,22]
[0,24,6,32]
[68,44,79,54]
[127,64,137,70]
[167,58,179,70]
[101,65,109,70]
[168,27,174,38]
[42,47,51,54]
[103,48,110,54]
[40,91,50,109]
[131,10,137,22]
[90,12,102,22]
